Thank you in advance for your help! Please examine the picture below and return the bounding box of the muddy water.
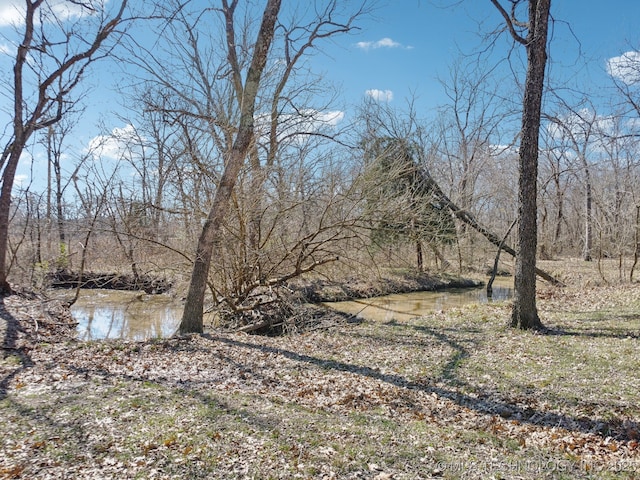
[69,290,183,341]
[65,277,512,340]
[324,278,513,322]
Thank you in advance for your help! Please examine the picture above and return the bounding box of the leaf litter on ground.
[1,267,640,479]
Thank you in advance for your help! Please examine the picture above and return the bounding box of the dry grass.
[1,258,639,479]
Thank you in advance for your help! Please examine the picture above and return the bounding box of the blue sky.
[319,0,640,114]
[1,0,640,190]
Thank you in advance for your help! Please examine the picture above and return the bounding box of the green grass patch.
[2,282,639,478]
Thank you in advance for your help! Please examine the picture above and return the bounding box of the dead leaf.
[373,473,393,480]
[0,464,25,479]
[163,435,177,447]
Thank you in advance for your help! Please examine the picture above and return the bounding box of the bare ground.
[1,260,640,479]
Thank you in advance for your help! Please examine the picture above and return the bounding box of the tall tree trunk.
[0,0,127,293]
[0,0,32,294]
[630,205,640,282]
[55,162,66,246]
[583,167,593,261]
[510,0,550,330]
[554,176,563,246]
[0,145,25,293]
[46,125,53,255]
[490,0,550,329]
[179,0,282,334]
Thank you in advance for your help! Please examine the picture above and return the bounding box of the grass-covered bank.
[1,264,640,479]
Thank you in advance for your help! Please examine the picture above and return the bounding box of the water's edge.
[63,277,513,340]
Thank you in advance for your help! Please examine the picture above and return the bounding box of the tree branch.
[489,0,527,45]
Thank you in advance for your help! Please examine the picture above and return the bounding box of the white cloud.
[488,144,517,157]
[14,174,28,189]
[546,109,614,141]
[0,0,101,27]
[0,42,15,55]
[87,124,143,160]
[365,89,393,102]
[625,117,640,131]
[355,37,411,51]
[0,0,23,27]
[255,109,345,146]
[606,51,640,85]
[315,110,344,127]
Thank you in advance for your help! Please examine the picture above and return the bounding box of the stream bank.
[2,271,489,342]
[45,269,172,294]
[289,271,483,303]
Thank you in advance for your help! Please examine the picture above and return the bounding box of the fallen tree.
[46,270,172,294]
[414,165,564,287]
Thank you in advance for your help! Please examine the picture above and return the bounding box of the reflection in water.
[324,280,513,323]
[70,290,183,341]
[67,278,512,340]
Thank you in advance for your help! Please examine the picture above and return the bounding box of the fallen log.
[416,166,564,287]
[46,270,172,293]
[236,319,274,334]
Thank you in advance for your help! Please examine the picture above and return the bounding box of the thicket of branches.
[3,1,640,327]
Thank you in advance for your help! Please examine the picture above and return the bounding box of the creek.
[68,290,183,341]
[65,277,513,340]
[323,278,513,322]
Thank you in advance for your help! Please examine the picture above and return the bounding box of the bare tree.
[606,47,640,278]
[490,0,551,330]
[433,56,515,270]
[356,100,456,271]
[131,94,182,240]
[42,117,89,269]
[355,98,562,285]
[545,101,600,261]
[0,0,129,293]
[538,131,571,257]
[126,0,368,333]
[178,0,283,334]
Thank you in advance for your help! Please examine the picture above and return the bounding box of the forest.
[1,1,640,478]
